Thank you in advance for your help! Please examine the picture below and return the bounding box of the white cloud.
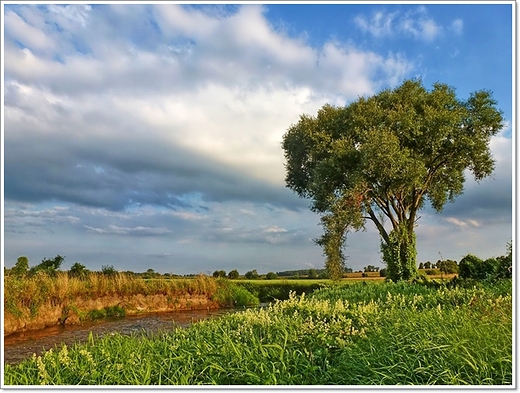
[355,7,445,42]
[451,18,464,35]
[4,11,56,52]
[354,11,398,38]
[85,224,172,236]
[264,226,287,233]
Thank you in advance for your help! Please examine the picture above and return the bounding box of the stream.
[3,307,240,365]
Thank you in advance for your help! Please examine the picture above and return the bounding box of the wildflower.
[79,349,96,367]
[36,356,49,385]
[58,345,71,367]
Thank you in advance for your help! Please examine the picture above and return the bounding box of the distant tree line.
[6,241,511,283]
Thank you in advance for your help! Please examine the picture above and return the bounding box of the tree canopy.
[282,79,504,281]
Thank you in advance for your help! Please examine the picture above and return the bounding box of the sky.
[2,2,514,275]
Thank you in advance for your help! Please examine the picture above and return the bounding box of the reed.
[4,272,224,322]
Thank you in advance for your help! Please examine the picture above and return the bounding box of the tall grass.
[4,280,512,385]
[4,272,222,321]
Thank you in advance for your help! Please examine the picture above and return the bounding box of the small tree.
[245,269,259,280]
[69,262,89,278]
[459,254,496,280]
[418,262,424,270]
[29,255,64,276]
[213,270,226,278]
[308,268,318,279]
[101,264,117,276]
[265,272,278,280]
[228,269,240,279]
[438,259,458,274]
[11,256,29,276]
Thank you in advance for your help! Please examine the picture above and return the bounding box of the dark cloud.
[4,131,308,212]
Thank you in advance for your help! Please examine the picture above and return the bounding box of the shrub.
[459,254,498,280]
[29,255,64,276]
[265,272,278,280]
[213,270,226,278]
[101,265,117,276]
[11,256,29,277]
[245,270,259,280]
[69,262,89,278]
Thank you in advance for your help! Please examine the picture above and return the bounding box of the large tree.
[282,79,504,281]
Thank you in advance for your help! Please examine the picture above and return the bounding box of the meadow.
[3,279,512,386]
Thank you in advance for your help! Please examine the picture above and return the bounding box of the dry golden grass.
[4,271,219,322]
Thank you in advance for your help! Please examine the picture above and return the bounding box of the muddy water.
[4,308,239,365]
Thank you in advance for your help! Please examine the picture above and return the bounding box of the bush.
[459,254,498,280]
[379,268,387,277]
[29,255,64,276]
[69,262,89,278]
[361,272,369,277]
[265,272,278,280]
[213,270,226,278]
[11,256,29,277]
[101,265,117,276]
[245,270,260,280]
[424,269,438,276]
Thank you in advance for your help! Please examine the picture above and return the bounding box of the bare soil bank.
[4,293,220,336]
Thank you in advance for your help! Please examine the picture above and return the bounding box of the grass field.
[3,279,512,386]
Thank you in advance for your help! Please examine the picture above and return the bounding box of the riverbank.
[4,273,256,336]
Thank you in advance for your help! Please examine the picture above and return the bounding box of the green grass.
[4,280,512,386]
[232,279,328,302]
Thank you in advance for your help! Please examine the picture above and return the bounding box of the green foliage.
[282,79,504,281]
[381,224,417,281]
[236,281,324,303]
[29,255,64,276]
[458,254,498,280]
[265,272,278,280]
[227,270,240,279]
[86,306,126,321]
[245,270,260,280]
[69,263,89,278]
[438,259,458,274]
[4,281,512,385]
[213,270,226,278]
[212,280,259,307]
[11,256,29,276]
[101,265,117,276]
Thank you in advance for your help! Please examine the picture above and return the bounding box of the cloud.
[354,11,398,38]
[355,7,447,42]
[4,4,414,214]
[445,217,481,228]
[84,224,172,236]
[450,18,464,35]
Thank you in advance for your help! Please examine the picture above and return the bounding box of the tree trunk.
[381,222,417,282]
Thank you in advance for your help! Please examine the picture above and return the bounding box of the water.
[3,308,237,365]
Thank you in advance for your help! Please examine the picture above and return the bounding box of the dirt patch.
[4,293,220,336]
